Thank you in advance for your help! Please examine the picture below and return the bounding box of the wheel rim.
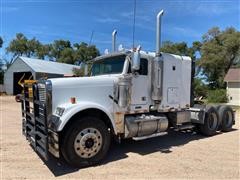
[74,128,102,158]
[208,112,218,130]
[225,111,233,127]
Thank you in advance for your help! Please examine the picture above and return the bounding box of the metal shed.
[4,56,80,95]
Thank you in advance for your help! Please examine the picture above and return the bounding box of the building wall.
[227,82,240,106]
[4,57,67,95]
[0,84,5,93]
[4,58,35,95]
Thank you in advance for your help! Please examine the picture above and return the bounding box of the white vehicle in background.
[21,10,235,167]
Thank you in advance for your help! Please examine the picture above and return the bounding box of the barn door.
[13,72,33,95]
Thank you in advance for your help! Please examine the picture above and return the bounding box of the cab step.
[132,132,167,141]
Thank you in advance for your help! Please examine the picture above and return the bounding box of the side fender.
[57,101,116,133]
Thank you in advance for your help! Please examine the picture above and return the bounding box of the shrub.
[72,67,84,77]
[207,89,228,103]
[194,78,208,98]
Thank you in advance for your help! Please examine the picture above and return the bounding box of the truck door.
[130,58,149,108]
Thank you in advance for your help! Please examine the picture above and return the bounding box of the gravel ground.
[1,96,239,180]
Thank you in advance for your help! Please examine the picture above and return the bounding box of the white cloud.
[172,1,239,16]
[120,11,152,22]
[120,12,133,18]
[170,26,202,38]
[96,17,120,23]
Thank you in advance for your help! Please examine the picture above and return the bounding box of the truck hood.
[49,75,119,113]
[49,75,119,88]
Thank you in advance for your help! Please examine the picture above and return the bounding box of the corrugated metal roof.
[19,56,80,75]
[224,68,240,82]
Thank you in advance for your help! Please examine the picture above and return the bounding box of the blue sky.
[1,0,240,56]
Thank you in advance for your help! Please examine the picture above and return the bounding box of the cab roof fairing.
[89,49,192,64]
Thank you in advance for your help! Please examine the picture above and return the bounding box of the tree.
[36,44,51,59]
[6,33,100,65]
[48,41,99,64]
[0,36,3,48]
[72,67,85,77]
[58,47,75,64]
[198,27,240,89]
[193,78,208,98]
[6,33,28,63]
[26,38,41,57]
[48,40,71,61]
[74,42,100,62]
[6,33,44,63]
[160,41,196,60]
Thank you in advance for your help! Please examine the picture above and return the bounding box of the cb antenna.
[132,0,136,49]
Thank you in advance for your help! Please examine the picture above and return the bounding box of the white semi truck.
[21,10,235,167]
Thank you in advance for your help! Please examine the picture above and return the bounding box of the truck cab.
[21,10,235,167]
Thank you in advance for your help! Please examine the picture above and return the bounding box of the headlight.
[55,107,65,116]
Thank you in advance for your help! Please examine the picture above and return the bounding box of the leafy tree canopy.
[74,42,100,62]
[6,33,100,65]
[198,27,240,89]
[160,27,240,90]
[6,33,42,63]
[160,41,198,60]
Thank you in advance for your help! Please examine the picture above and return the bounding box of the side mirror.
[131,47,141,71]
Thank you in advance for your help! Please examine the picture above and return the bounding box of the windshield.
[91,55,126,76]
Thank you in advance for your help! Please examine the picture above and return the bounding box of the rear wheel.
[199,106,219,136]
[214,105,222,130]
[218,106,234,132]
[61,116,111,167]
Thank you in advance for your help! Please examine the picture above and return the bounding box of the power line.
[132,0,136,49]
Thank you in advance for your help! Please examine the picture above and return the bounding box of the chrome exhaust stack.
[152,10,164,102]
[112,29,117,52]
[156,10,164,56]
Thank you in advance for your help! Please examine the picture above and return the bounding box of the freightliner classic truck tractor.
[21,10,235,167]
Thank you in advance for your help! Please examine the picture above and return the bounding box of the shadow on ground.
[41,129,237,177]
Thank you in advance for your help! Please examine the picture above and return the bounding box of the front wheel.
[61,116,111,167]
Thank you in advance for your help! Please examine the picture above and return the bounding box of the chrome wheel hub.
[74,128,102,158]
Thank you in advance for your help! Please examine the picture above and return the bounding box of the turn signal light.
[70,97,76,104]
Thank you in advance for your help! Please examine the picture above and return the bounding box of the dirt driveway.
[1,96,239,179]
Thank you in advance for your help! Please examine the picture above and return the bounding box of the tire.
[214,105,222,130]
[15,94,22,102]
[199,106,219,136]
[213,105,221,111]
[61,116,111,167]
[218,105,234,132]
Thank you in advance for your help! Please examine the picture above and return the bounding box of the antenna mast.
[132,0,136,48]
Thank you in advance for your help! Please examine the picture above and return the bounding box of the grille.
[38,83,46,102]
